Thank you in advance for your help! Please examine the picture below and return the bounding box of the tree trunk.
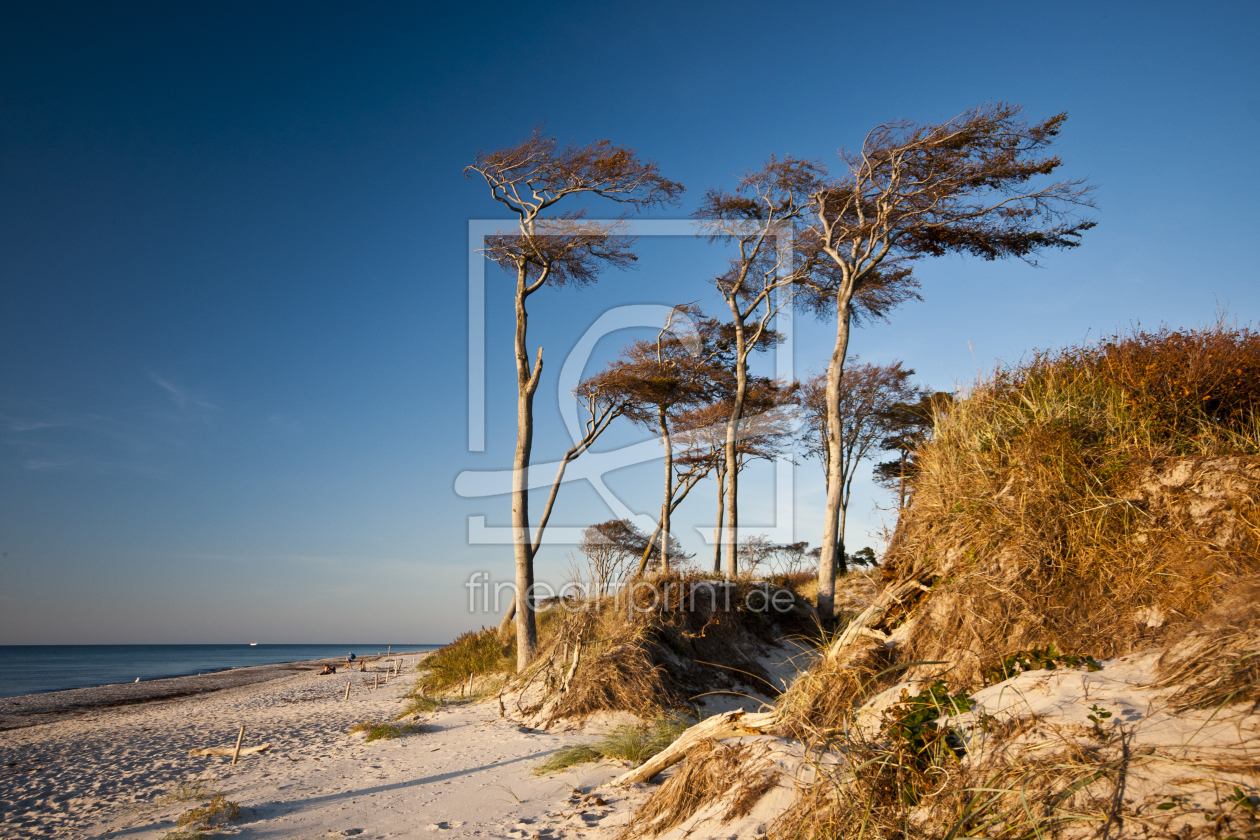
[497,600,516,641]
[817,296,853,623]
[723,320,747,579]
[658,408,673,575]
[712,463,725,574]
[899,451,908,510]
[512,272,541,670]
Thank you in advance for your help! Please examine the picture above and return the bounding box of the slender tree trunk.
[498,600,516,641]
[512,274,541,670]
[636,469,707,576]
[817,296,853,622]
[712,463,725,574]
[658,408,673,575]
[899,451,908,510]
[723,321,747,579]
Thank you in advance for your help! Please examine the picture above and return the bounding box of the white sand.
[0,658,625,839]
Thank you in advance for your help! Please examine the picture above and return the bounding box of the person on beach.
[319,664,337,675]
[347,651,355,663]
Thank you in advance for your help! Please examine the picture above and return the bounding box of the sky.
[1,1,1257,645]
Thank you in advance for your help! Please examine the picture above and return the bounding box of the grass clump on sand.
[347,720,429,742]
[533,713,693,775]
[159,780,213,805]
[172,794,240,832]
[510,573,813,727]
[394,694,444,719]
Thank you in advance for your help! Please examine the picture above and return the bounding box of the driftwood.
[827,577,930,660]
[613,709,778,786]
[189,743,271,757]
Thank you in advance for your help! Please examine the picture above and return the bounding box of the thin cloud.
[149,373,218,413]
[0,413,71,432]
[24,459,69,471]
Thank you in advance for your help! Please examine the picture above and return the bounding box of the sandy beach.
[0,654,632,839]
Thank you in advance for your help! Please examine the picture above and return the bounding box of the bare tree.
[696,157,823,577]
[797,103,1095,621]
[799,360,920,577]
[467,129,682,668]
[576,519,682,598]
[737,533,774,577]
[766,541,811,576]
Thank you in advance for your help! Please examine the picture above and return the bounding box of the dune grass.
[347,720,429,742]
[533,713,694,776]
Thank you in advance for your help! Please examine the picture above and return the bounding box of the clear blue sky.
[2,1,1257,644]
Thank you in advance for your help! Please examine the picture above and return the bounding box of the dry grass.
[394,694,444,719]
[174,794,240,831]
[416,627,515,692]
[508,575,813,725]
[417,610,569,695]
[766,323,1260,839]
[620,738,780,839]
[1157,575,1260,710]
[876,323,1260,689]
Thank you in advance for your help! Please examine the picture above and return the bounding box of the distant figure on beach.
[319,664,337,675]
[347,652,356,663]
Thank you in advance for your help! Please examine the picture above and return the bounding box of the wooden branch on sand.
[189,743,271,757]
[612,709,778,786]
[826,577,929,661]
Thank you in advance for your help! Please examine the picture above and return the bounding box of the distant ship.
[249,642,258,646]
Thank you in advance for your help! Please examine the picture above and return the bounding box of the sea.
[0,644,443,699]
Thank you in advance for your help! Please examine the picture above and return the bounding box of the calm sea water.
[0,644,443,699]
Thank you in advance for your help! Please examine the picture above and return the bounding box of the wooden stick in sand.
[374,673,379,690]
[230,725,246,765]
[190,743,270,758]
[343,681,351,701]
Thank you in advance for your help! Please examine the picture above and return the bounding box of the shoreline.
[0,649,629,840]
[0,653,413,732]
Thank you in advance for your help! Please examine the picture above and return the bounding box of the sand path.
[1,660,622,839]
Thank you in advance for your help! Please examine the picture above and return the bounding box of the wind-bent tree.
[697,157,823,577]
[799,360,920,576]
[874,391,954,510]
[467,129,682,668]
[798,103,1095,621]
[598,306,718,574]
